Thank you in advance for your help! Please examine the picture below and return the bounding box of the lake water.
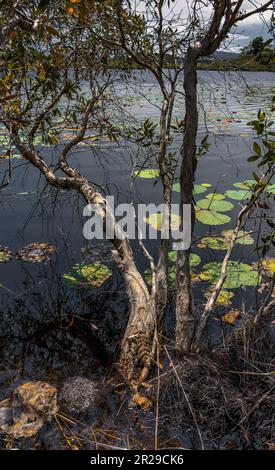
[0,71,274,446]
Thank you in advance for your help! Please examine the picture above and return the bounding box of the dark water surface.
[0,70,274,449]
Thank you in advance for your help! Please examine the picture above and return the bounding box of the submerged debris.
[16,243,57,263]
[59,377,99,417]
[0,381,58,438]
[0,246,12,263]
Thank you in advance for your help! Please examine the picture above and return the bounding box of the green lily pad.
[266,184,275,194]
[195,207,231,225]
[144,267,176,288]
[196,198,234,212]
[200,261,261,289]
[168,251,201,266]
[172,183,212,194]
[133,168,159,179]
[63,262,112,288]
[205,288,234,305]
[199,236,228,250]
[143,213,180,231]
[224,189,252,200]
[233,180,255,189]
[205,193,225,201]
[222,229,254,245]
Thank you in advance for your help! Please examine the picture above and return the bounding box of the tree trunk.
[119,261,157,381]
[79,181,157,381]
[175,47,199,351]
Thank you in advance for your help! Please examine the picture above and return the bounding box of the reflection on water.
[0,71,274,449]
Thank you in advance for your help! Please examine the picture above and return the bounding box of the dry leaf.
[221,310,241,325]
[132,393,152,411]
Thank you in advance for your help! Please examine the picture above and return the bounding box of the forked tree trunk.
[175,47,199,351]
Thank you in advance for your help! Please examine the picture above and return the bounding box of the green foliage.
[133,168,159,179]
[224,189,252,200]
[63,262,112,288]
[200,261,261,289]
[196,198,234,212]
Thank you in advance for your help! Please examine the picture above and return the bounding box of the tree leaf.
[253,142,261,155]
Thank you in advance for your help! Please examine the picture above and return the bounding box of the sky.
[162,0,274,52]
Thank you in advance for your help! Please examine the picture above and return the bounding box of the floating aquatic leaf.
[205,193,225,201]
[266,184,275,194]
[205,289,234,306]
[222,229,254,245]
[221,309,241,324]
[262,258,275,277]
[224,189,252,200]
[195,207,231,225]
[133,168,159,179]
[143,213,180,231]
[145,253,200,288]
[63,262,112,287]
[233,180,255,189]
[0,153,20,160]
[239,133,249,138]
[200,261,261,289]
[168,251,201,266]
[0,246,12,262]
[16,243,56,263]
[199,236,228,250]
[173,183,210,194]
[196,198,234,212]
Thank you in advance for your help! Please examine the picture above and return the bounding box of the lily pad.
[205,288,234,306]
[63,262,112,287]
[16,243,56,263]
[173,183,211,194]
[233,180,255,189]
[262,258,275,277]
[200,261,261,289]
[0,246,12,263]
[222,229,254,245]
[199,236,228,250]
[195,207,231,225]
[196,198,234,212]
[205,193,225,201]
[168,251,201,266]
[143,212,180,231]
[133,168,159,179]
[224,189,252,200]
[266,184,275,195]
